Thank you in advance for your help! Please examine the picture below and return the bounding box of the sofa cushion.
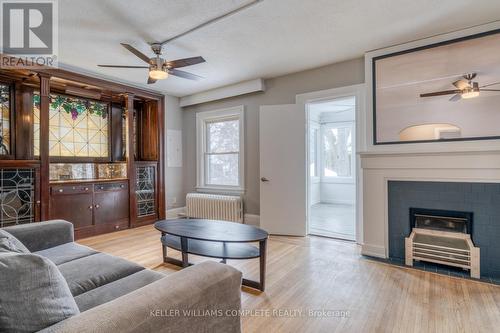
[0,252,80,332]
[35,242,98,265]
[0,229,30,253]
[74,269,165,312]
[58,252,145,296]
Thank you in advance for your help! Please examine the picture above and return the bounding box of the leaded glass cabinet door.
[0,168,37,227]
[136,164,156,218]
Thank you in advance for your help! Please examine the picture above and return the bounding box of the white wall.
[310,182,321,205]
[183,58,365,214]
[320,182,355,205]
[165,95,185,210]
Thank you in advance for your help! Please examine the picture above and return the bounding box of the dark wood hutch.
[0,66,165,239]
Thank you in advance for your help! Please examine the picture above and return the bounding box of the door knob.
[261,177,269,182]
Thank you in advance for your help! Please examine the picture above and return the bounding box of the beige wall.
[182,58,365,214]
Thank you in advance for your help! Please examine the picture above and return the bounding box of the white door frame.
[296,84,366,244]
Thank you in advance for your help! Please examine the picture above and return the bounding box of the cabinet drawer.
[94,182,128,192]
[51,184,92,195]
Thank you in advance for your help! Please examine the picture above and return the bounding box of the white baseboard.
[361,244,386,258]
[244,214,260,226]
[166,207,186,219]
[320,199,355,205]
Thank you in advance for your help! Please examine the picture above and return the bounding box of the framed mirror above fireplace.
[372,28,500,145]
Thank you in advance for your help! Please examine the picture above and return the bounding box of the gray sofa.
[2,220,242,333]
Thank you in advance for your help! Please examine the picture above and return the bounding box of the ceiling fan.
[419,73,500,101]
[98,43,205,84]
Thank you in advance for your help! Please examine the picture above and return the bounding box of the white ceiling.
[58,0,500,97]
[310,96,355,114]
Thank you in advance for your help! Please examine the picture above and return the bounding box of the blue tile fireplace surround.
[388,181,500,281]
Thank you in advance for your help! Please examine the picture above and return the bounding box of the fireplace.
[409,207,473,235]
[405,206,480,278]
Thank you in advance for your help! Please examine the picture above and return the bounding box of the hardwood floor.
[79,225,500,333]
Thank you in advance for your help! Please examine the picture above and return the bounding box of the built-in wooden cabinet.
[0,66,165,238]
[50,184,93,233]
[93,181,129,232]
[49,180,129,239]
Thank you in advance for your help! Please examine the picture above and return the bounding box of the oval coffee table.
[154,219,269,291]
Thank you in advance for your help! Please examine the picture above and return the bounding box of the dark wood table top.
[154,219,268,243]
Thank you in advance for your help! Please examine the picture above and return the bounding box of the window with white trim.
[321,122,354,180]
[196,106,244,193]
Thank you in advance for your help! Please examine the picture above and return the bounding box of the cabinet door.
[49,192,93,230]
[136,165,156,218]
[93,182,129,225]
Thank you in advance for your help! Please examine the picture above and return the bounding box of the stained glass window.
[33,94,109,158]
[0,84,11,155]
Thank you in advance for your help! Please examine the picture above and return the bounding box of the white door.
[259,104,306,236]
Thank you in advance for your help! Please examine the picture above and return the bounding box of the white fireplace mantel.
[360,151,500,258]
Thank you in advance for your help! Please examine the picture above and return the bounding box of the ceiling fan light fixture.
[461,88,479,99]
[149,68,168,80]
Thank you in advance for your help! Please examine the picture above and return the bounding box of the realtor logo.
[1,0,58,68]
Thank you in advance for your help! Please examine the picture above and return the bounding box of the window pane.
[207,153,239,186]
[207,119,239,153]
[33,94,109,158]
[323,125,352,177]
[0,84,10,155]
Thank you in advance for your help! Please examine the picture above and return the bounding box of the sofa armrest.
[3,220,74,252]
[40,261,242,333]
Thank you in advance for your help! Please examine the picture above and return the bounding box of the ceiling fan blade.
[98,65,149,68]
[147,77,157,84]
[480,89,500,92]
[167,56,206,69]
[480,81,500,88]
[420,90,461,97]
[449,94,462,102]
[168,69,203,80]
[452,79,470,90]
[120,43,151,64]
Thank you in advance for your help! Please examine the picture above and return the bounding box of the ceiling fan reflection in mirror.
[419,73,500,101]
[98,43,205,84]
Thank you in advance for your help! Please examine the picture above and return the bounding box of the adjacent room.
[0,1,500,333]
[308,97,356,240]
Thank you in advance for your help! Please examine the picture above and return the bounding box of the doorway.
[307,96,356,241]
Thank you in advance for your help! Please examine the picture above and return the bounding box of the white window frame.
[309,121,320,182]
[320,121,355,184]
[196,105,245,194]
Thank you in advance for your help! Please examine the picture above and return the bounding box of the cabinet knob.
[115,225,120,229]
[58,189,63,193]
[95,204,100,209]
[84,187,89,191]
[36,200,41,204]
[88,206,93,210]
